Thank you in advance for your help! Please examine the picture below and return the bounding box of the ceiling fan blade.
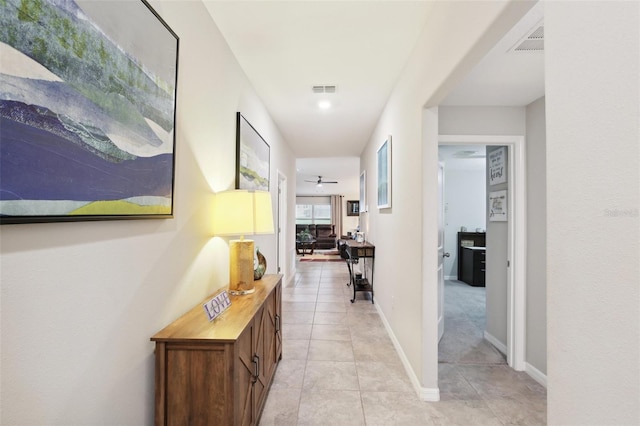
[323,181,338,184]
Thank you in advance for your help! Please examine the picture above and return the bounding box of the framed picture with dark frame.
[0,0,179,224]
[346,200,359,216]
[236,112,270,191]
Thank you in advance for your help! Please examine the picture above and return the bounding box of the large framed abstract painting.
[0,0,179,224]
[236,112,270,191]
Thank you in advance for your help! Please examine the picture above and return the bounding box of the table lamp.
[212,190,274,295]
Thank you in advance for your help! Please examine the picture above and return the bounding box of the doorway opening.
[438,135,526,371]
[438,144,503,368]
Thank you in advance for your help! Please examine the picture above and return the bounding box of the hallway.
[259,260,546,425]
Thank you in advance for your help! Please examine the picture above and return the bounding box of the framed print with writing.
[489,190,507,221]
[489,147,507,186]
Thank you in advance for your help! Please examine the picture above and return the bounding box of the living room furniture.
[151,274,282,426]
[342,239,375,303]
[460,246,486,286]
[295,238,316,256]
[295,224,337,249]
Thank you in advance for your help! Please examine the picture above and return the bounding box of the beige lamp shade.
[213,190,274,295]
[212,190,274,236]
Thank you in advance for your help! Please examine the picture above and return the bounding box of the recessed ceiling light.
[318,100,331,110]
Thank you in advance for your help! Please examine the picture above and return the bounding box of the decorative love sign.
[203,290,232,322]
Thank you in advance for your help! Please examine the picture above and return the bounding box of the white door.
[437,162,447,342]
[277,173,287,281]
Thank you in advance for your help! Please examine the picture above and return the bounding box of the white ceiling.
[438,145,487,171]
[296,157,360,196]
[203,1,544,195]
[203,1,433,158]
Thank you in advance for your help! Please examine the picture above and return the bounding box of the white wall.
[525,96,546,376]
[442,168,486,278]
[360,0,534,396]
[342,192,360,235]
[0,2,297,424]
[546,2,639,423]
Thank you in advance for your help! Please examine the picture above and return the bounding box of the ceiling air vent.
[512,24,544,52]
[312,85,337,94]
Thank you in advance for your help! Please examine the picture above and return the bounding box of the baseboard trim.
[285,272,296,288]
[484,330,507,355]
[375,303,440,402]
[483,331,547,388]
[525,362,548,388]
[444,275,457,281]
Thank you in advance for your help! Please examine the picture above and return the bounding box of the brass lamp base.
[229,238,255,295]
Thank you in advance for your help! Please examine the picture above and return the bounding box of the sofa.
[296,224,337,250]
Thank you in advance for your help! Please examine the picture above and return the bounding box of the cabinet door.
[274,281,282,361]
[253,304,272,418]
[236,324,256,426]
[164,344,232,426]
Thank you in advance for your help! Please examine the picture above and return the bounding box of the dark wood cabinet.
[460,247,486,286]
[457,232,486,287]
[151,275,282,426]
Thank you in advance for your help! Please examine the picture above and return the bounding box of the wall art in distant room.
[0,0,179,224]
[346,200,359,216]
[489,190,508,221]
[236,112,270,191]
[377,135,392,209]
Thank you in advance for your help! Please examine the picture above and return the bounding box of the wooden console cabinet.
[151,275,282,426]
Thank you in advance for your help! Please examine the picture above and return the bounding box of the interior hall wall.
[525,96,546,376]
[342,189,361,235]
[361,1,534,394]
[442,168,486,278]
[545,2,639,423]
[0,2,296,424]
[484,145,509,346]
[439,106,526,348]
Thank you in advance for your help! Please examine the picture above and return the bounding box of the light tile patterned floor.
[259,260,546,425]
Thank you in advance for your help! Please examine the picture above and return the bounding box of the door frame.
[438,134,526,371]
[437,162,446,343]
[277,171,288,285]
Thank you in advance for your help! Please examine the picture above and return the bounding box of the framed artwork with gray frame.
[0,0,179,224]
[359,170,366,213]
[235,112,270,191]
[377,135,392,209]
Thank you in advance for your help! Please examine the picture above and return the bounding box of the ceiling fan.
[305,176,338,186]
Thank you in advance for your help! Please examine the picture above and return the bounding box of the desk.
[343,240,375,303]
